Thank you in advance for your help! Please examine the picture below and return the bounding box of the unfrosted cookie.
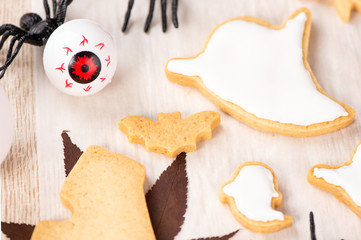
[118,111,220,158]
[332,0,361,22]
[220,162,293,233]
[31,146,155,240]
[165,8,355,137]
[308,141,361,218]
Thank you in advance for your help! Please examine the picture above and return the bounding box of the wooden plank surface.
[2,0,361,239]
[0,0,39,231]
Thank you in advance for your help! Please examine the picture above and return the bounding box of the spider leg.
[144,0,156,32]
[3,35,21,66]
[55,0,73,25]
[160,0,167,32]
[43,0,51,19]
[0,25,26,50]
[0,24,25,36]
[0,31,11,50]
[52,0,58,18]
[309,212,317,240]
[0,35,26,78]
[171,0,178,28]
[122,0,135,32]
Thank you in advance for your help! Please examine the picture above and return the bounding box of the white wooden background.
[0,1,39,240]
[2,0,361,239]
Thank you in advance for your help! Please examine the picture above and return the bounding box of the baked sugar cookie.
[166,8,355,137]
[119,111,220,158]
[308,142,361,218]
[31,146,155,240]
[220,162,293,233]
[332,0,361,22]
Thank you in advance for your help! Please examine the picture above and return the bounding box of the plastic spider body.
[0,0,73,78]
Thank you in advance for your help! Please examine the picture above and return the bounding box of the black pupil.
[81,64,89,72]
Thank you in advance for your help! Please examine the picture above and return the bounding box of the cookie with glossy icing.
[220,161,292,233]
[308,141,361,218]
[165,8,355,137]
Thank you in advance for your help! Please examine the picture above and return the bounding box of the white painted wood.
[3,0,361,239]
[0,0,39,228]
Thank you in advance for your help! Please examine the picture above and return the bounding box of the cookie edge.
[307,141,361,218]
[118,111,221,158]
[219,161,293,233]
[165,7,355,137]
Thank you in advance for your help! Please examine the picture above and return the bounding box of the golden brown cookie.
[165,8,355,137]
[31,146,155,240]
[118,111,220,158]
[308,141,361,218]
[332,0,361,22]
[220,162,293,233]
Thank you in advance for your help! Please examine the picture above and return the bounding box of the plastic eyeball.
[43,19,117,96]
[0,85,13,163]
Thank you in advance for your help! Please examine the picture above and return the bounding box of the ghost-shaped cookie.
[166,8,355,137]
[308,142,361,218]
[220,161,292,233]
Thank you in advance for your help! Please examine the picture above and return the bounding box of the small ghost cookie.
[31,146,155,240]
[308,141,361,218]
[118,111,220,158]
[332,0,361,22]
[165,8,355,137]
[220,162,293,233]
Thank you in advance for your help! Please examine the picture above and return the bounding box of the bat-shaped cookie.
[118,111,220,158]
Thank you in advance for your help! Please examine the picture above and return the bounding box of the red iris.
[68,51,101,84]
[71,55,98,81]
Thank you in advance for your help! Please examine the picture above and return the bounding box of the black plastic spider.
[0,0,179,79]
[0,0,73,79]
[122,0,179,33]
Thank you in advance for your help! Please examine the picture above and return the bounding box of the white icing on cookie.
[223,165,284,222]
[313,145,361,206]
[167,12,348,126]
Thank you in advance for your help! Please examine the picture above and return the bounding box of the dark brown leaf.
[62,130,83,177]
[192,229,239,240]
[1,222,35,240]
[146,152,188,240]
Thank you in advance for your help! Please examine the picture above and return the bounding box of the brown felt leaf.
[62,130,83,177]
[1,222,35,240]
[146,152,188,240]
[119,111,220,158]
[192,229,239,240]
